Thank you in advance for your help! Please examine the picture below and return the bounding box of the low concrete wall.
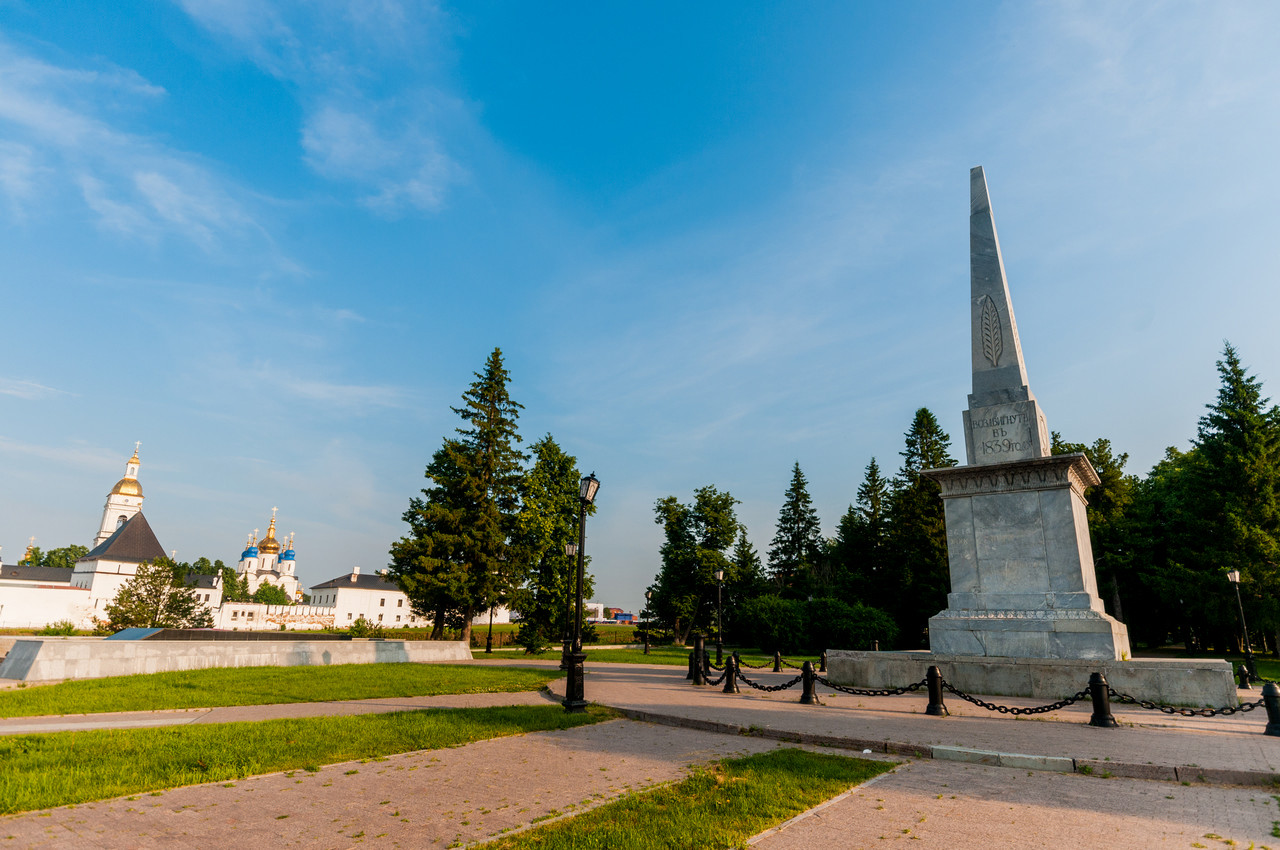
[0,638,472,682]
[827,650,1237,708]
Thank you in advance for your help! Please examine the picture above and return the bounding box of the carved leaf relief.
[979,294,1003,367]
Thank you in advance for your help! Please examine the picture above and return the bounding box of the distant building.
[308,566,511,628]
[235,509,303,601]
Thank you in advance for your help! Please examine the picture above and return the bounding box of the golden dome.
[258,516,282,554]
[111,477,143,497]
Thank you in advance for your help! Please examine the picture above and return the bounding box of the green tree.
[389,348,527,641]
[252,584,291,605]
[39,545,89,570]
[1051,433,1136,621]
[19,546,42,566]
[828,458,891,611]
[511,435,594,653]
[650,486,740,644]
[220,564,251,602]
[767,462,824,598]
[888,408,956,647]
[102,557,214,631]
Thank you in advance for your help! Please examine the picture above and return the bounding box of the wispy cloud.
[0,377,72,400]
[0,437,121,472]
[179,0,464,214]
[0,38,283,256]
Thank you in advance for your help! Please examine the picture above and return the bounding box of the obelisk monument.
[922,167,1130,661]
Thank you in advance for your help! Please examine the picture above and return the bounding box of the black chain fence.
[943,682,1089,715]
[736,669,804,693]
[817,676,926,697]
[1108,687,1264,717]
[687,650,1280,735]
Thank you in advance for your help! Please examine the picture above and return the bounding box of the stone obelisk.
[922,167,1130,661]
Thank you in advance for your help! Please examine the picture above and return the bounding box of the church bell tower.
[95,444,145,545]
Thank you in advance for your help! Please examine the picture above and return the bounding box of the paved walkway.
[3,661,1280,848]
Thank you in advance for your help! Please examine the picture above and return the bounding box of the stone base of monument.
[0,637,473,682]
[928,608,1130,660]
[826,649,1238,708]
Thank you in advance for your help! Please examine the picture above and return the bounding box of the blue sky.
[3,2,1280,611]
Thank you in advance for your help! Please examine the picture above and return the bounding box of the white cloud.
[179,0,462,214]
[0,378,71,400]
[0,38,283,256]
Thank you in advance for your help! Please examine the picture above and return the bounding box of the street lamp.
[643,589,652,655]
[1227,570,1258,681]
[713,567,725,666]
[560,542,577,670]
[564,472,599,713]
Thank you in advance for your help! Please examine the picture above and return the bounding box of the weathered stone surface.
[826,650,1238,707]
[0,637,472,682]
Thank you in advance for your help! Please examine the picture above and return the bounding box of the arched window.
[116,515,126,529]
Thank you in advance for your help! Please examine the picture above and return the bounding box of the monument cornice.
[921,452,1100,500]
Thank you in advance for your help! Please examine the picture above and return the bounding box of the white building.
[309,566,512,628]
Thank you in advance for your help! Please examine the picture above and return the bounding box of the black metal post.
[925,665,948,717]
[715,578,724,667]
[692,634,705,686]
[799,661,818,705]
[485,605,494,654]
[773,650,782,673]
[1088,672,1118,728]
[722,655,739,694]
[563,500,589,713]
[643,627,650,655]
[1239,664,1254,691]
[1262,683,1280,737]
[686,649,695,680]
[819,651,827,673]
[1232,578,1258,680]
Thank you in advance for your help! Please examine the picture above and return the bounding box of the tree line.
[646,342,1280,657]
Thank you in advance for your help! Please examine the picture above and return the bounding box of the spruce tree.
[888,408,955,646]
[390,348,527,641]
[829,457,891,607]
[650,486,739,643]
[767,462,824,598]
[512,435,594,652]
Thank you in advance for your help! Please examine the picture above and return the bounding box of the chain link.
[736,669,804,693]
[735,658,772,669]
[814,675,926,696]
[942,681,1090,715]
[702,668,728,686]
[1107,687,1265,717]
[778,658,804,670]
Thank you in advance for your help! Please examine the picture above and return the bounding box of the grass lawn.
[0,664,560,718]
[0,704,612,814]
[486,748,895,849]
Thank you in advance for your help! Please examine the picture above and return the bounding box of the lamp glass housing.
[1227,569,1242,584]
[565,543,578,557]
[713,568,724,582]
[580,473,600,504]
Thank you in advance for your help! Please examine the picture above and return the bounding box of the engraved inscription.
[979,294,1003,367]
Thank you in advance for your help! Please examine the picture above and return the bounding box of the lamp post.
[713,567,724,666]
[485,605,495,654]
[1228,570,1258,680]
[643,590,652,655]
[561,542,577,670]
[564,472,600,713]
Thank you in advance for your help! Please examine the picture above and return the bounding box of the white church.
[0,447,511,631]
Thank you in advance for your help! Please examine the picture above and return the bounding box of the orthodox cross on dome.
[135,441,141,454]
[272,507,278,519]
[28,536,35,547]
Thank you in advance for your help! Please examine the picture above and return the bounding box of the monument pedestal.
[923,453,1130,661]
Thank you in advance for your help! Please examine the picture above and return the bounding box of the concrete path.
[560,663,1280,783]
[0,718,784,849]
[4,661,1280,848]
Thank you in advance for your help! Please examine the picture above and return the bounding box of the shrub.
[516,623,552,655]
[731,596,898,654]
[348,616,384,639]
[36,620,77,636]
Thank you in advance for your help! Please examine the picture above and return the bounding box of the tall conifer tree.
[390,348,526,641]
[888,408,955,646]
[768,462,824,598]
